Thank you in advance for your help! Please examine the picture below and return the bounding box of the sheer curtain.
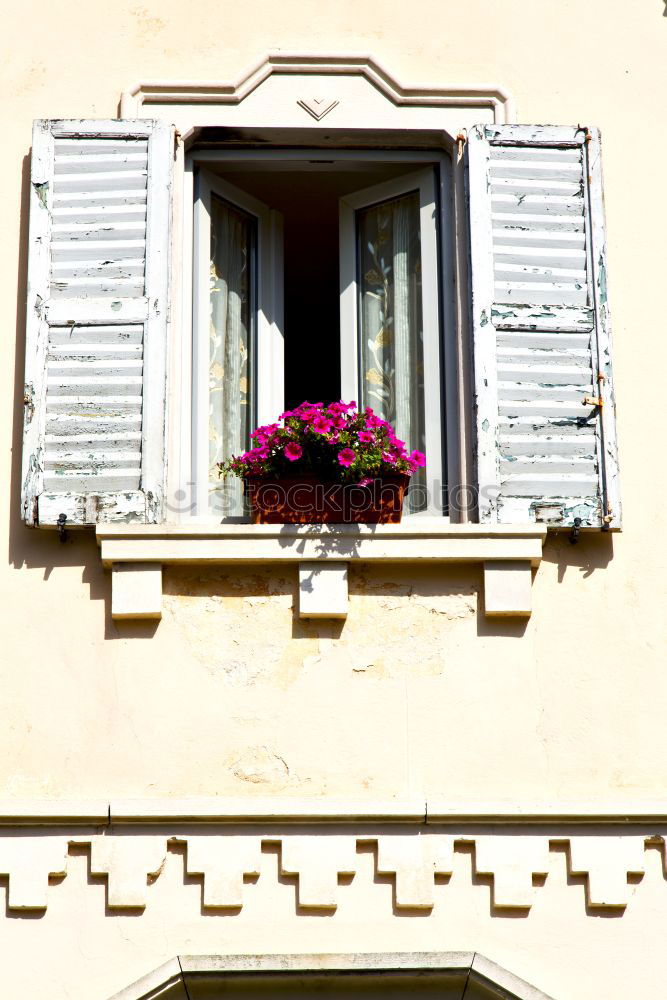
[208,195,251,516]
[358,191,426,512]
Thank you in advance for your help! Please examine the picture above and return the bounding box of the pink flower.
[327,402,347,416]
[358,430,374,443]
[381,451,397,465]
[408,450,426,468]
[357,477,373,487]
[332,416,347,430]
[284,442,303,462]
[337,448,356,468]
[312,415,333,434]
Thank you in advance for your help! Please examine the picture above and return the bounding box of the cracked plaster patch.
[230,746,291,786]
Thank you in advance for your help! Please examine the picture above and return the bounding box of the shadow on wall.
[6,156,107,627]
[6,153,135,634]
[541,531,614,584]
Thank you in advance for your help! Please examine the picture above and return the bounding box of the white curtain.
[209,196,250,516]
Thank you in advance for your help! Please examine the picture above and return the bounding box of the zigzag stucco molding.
[0,826,665,915]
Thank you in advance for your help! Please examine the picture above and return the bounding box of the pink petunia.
[358,430,374,443]
[312,415,333,434]
[284,442,303,462]
[381,451,397,465]
[408,450,426,468]
[337,448,356,468]
[327,402,347,416]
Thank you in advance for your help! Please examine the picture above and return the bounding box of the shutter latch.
[57,513,68,543]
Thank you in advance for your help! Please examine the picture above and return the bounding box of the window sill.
[96,520,547,621]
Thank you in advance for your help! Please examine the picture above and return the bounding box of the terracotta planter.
[245,473,410,524]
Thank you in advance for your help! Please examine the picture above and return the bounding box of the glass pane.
[357,191,426,512]
[208,194,253,516]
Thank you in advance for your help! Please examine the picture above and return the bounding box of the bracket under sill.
[97,521,547,622]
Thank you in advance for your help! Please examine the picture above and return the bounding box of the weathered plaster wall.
[1,2,667,997]
[3,0,665,802]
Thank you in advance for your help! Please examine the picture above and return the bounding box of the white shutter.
[467,125,620,530]
[21,119,173,527]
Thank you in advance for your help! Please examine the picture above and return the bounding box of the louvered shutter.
[21,119,173,526]
[467,125,620,529]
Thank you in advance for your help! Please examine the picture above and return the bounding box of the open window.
[22,121,620,533]
[186,150,449,520]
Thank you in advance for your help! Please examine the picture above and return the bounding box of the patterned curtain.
[209,195,251,516]
[358,192,426,512]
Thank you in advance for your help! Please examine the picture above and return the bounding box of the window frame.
[339,165,445,515]
[192,169,284,517]
[171,145,460,523]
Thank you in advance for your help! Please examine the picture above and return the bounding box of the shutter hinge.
[584,372,605,406]
[456,132,466,161]
[23,385,35,423]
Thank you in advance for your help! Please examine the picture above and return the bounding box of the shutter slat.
[53,191,147,208]
[43,471,142,492]
[22,119,172,527]
[53,170,148,191]
[51,240,146,260]
[51,221,147,238]
[45,451,141,469]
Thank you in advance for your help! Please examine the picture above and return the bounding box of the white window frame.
[339,166,445,515]
[174,147,457,523]
[192,169,283,517]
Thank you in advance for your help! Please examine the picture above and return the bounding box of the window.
[188,151,449,518]
[21,120,620,533]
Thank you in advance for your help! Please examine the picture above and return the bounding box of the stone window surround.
[99,60,540,623]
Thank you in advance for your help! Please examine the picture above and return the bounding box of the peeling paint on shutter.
[467,125,620,530]
[22,120,173,526]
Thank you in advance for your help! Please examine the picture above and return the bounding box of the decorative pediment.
[119,54,514,135]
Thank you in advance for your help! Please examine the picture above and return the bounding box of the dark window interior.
[206,160,425,410]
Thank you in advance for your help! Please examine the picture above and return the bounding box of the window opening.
[195,155,445,518]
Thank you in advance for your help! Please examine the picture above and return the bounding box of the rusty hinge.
[23,386,35,421]
[456,133,466,160]
[582,395,603,408]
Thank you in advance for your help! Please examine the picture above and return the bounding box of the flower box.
[220,400,425,525]
[245,473,410,524]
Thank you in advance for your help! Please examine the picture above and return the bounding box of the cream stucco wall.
[1,2,667,998]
